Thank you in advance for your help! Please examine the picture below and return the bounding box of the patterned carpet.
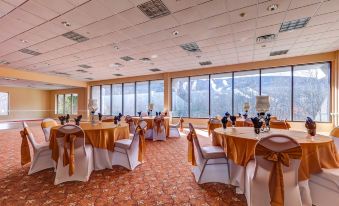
[0,125,246,206]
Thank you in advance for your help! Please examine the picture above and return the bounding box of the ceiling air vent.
[149,68,161,72]
[120,56,134,61]
[270,50,288,56]
[113,74,123,76]
[0,60,10,64]
[140,57,151,62]
[51,71,71,76]
[199,61,212,66]
[109,63,123,68]
[76,69,88,73]
[85,77,93,80]
[256,34,276,44]
[78,64,92,69]
[279,17,310,32]
[180,42,201,53]
[19,48,41,56]
[62,31,89,43]
[137,0,170,19]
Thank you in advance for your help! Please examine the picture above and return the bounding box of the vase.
[90,113,96,125]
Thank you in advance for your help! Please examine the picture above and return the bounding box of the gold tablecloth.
[207,119,253,136]
[212,127,339,181]
[132,117,170,137]
[49,122,129,162]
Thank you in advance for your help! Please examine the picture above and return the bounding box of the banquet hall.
[1,0,339,205]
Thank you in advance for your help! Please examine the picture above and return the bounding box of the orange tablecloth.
[49,122,129,162]
[207,119,253,136]
[212,127,339,181]
[132,116,170,137]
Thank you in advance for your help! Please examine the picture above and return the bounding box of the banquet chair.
[54,125,94,185]
[208,118,222,136]
[270,120,291,130]
[188,123,230,184]
[169,121,180,138]
[245,135,304,206]
[125,115,136,135]
[330,127,339,151]
[41,118,58,142]
[153,116,166,141]
[141,112,148,117]
[111,120,147,170]
[22,122,54,175]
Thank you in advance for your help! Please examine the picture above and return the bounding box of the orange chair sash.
[154,118,164,134]
[179,118,184,132]
[62,134,77,176]
[136,125,145,162]
[255,144,302,206]
[20,130,31,166]
[187,132,196,166]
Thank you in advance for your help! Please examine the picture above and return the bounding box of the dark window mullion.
[188,77,191,118]
[291,66,294,121]
[232,72,235,115]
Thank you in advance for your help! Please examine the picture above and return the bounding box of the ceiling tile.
[229,5,257,23]
[284,3,320,21]
[226,0,257,12]
[258,0,290,17]
[316,0,339,15]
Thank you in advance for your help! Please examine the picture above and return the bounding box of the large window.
[293,63,331,121]
[234,70,260,116]
[56,94,78,115]
[150,80,164,113]
[190,75,209,118]
[172,77,189,117]
[171,62,331,122]
[210,73,232,117]
[0,92,9,115]
[91,86,101,114]
[91,80,164,116]
[261,67,292,120]
[123,83,135,116]
[112,84,123,115]
[136,81,149,113]
[101,85,111,115]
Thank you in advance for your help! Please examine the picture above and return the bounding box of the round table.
[132,116,170,137]
[49,122,129,164]
[212,127,339,182]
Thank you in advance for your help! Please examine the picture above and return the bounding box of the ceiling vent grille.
[279,17,310,32]
[113,74,123,76]
[51,71,71,76]
[62,31,89,43]
[76,69,88,73]
[199,61,212,66]
[19,48,41,56]
[270,50,288,56]
[256,34,276,44]
[85,77,93,80]
[137,0,170,19]
[109,63,123,68]
[0,60,10,64]
[78,64,92,68]
[140,57,151,62]
[121,56,134,61]
[180,42,201,53]
[149,68,161,72]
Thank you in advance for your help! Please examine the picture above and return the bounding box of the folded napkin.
[98,113,103,121]
[65,114,70,123]
[221,116,228,129]
[230,115,236,126]
[74,115,82,126]
[251,117,263,129]
[305,117,316,136]
[265,113,271,127]
[137,112,142,117]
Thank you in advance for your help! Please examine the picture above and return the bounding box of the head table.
[212,127,339,193]
[49,122,129,164]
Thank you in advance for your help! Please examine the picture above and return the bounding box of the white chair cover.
[245,135,304,206]
[22,122,54,175]
[125,115,136,135]
[111,120,147,170]
[141,112,148,117]
[152,117,166,141]
[41,118,58,142]
[188,123,230,184]
[169,121,180,138]
[54,125,94,185]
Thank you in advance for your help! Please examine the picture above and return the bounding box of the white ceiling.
[0,0,339,82]
[0,77,74,90]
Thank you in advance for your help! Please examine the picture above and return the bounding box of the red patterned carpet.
[0,125,246,206]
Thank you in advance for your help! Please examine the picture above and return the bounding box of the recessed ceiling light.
[4,77,17,81]
[270,50,289,56]
[267,4,278,12]
[149,68,161,72]
[256,34,276,44]
[261,44,266,48]
[19,48,41,56]
[180,42,201,53]
[20,39,28,43]
[120,56,134,61]
[151,54,158,59]
[78,64,92,69]
[140,57,151,62]
[239,12,246,17]
[279,17,311,32]
[113,74,123,76]
[112,44,119,50]
[61,21,71,27]
[199,61,212,66]
[172,30,179,36]
[137,0,171,19]
[109,63,123,68]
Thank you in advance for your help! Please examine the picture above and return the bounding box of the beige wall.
[0,86,50,121]
[49,87,88,119]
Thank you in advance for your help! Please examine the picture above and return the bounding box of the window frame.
[170,61,331,122]
[0,92,9,116]
[56,93,78,115]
